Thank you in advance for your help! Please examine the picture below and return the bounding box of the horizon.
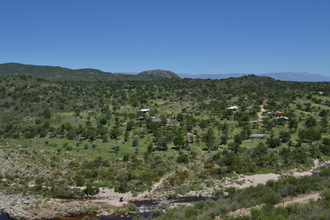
[2,62,328,77]
[1,1,330,76]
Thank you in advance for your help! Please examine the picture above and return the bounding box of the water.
[33,197,214,220]
[0,212,9,220]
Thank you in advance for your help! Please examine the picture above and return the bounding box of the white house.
[227,106,238,111]
[139,108,150,113]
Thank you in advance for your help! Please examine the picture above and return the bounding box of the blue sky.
[1,0,330,75]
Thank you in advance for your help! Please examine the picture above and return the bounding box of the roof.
[151,117,161,122]
[140,108,150,112]
[274,116,289,120]
[227,106,238,110]
[250,134,266,137]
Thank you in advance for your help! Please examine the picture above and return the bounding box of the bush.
[261,192,282,205]
[321,189,330,201]
[177,155,189,164]
[83,184,99,195]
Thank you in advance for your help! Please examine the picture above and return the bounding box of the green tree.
[132,135,139,147]
[203,128,216,149]
[83,184,99,195]
[279,131,291,143]
[173,134,185,148]
[147,142,153,153]
[92,141,97,148]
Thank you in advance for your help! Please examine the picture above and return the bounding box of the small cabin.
[250,134,266,139]
[139,108,150,114]
[227,106,238,111]
[151,116,161,122]
[270,111,282,117]
[166,118,176,125]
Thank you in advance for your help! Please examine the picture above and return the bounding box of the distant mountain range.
[0,63,180,81]
[117,71,330,82]
[0,62,329,82]
[178,72,330,82]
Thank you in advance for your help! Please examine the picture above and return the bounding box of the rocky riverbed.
[0,192,102,220]
[2,160,326,220]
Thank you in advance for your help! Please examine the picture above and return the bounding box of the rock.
[0,192,100,220]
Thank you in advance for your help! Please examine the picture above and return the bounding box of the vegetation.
[153,167,330,220]
[1,67,330,218]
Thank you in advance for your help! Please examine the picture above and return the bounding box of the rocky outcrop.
[0,192,100,220]
[8,200,100,220]
[0,192,39,217]
[137,69,181,79]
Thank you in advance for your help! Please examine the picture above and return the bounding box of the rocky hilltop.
[0,63,181,81]
[137,69,181,79]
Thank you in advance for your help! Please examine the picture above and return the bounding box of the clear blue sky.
[1,0,330,75]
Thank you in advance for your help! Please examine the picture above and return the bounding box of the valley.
[1,69,330,219]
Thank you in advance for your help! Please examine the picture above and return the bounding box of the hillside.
[137,69,181,79]
[179,72,330,82]
[0,63,181,81]
[1,74,330,219]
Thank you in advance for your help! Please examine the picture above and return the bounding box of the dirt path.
[135,172,173,199]
[226,192,321,218]
[86,160,326,207]
[223,159,325,190]
[279,192,320,206]
[89,172,174,207]
[257,104,266,122]
[250,103,266,123]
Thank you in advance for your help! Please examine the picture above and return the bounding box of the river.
[1,197,213,220]
[0,211,9,220]
[59,196,212,220]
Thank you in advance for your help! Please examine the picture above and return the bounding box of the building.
[227,106,238,111]
[270,111,282,117]
[139,108,150,114]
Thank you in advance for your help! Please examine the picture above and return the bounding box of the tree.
[83,184,99,195]
[203,128,216,149]
[289,119,298,129]
[222,123,229,134]
[304,115,317,128]
[233,134,242,144]
[252,142,268,158]
[92,141,97,148]
[75,140,81,147]
[298,128,321,142]
[220,135,228,145]
[114,144,120,153]
[177,155,189,164]
[147,142,153,153]
[266,134,281,148]
[173,134,185,148]
[41,107,51,119]
[279,131,291,143]
[156,136,168,150]
[228,142,240,153]
[126,121,134,131]
[132,135,139,147]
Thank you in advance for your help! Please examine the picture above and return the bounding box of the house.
[139,108,150,114]
[227,106,238,111]
[274,116,289,120]
[270,111,282,117]
[250,134,266,139]
[151,116,161,122]
[274,116,289,125]
[166,118,176,125]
